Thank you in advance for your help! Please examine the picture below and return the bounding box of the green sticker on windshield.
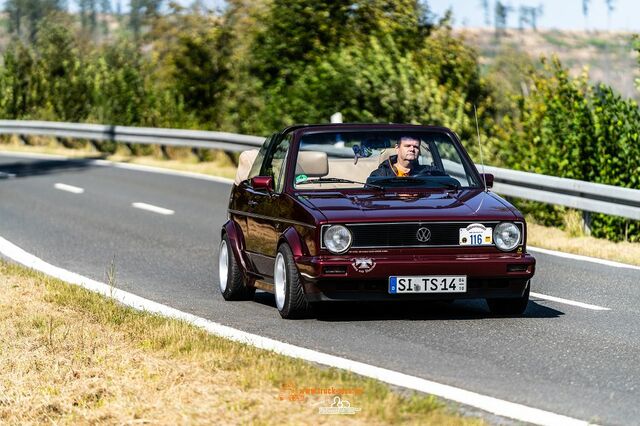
[295,174,308,184]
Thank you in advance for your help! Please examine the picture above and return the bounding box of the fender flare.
[279,226,309,260]
[221,220,250,273]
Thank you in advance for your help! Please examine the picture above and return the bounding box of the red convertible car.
[218,124,535,318]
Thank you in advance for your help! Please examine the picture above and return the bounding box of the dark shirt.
[369,155,428,178]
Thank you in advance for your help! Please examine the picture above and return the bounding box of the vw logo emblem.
[416,227,431,243]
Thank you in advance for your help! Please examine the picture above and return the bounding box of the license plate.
[389,276,467,294]
[459,223,492,246]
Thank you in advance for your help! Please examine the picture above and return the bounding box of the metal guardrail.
[0,120,264,152]
[482,165,640,221]
[1,119,639,222]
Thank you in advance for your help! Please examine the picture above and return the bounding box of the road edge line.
[0,235,592,426]
[530,292,610,311]
[528,246,640,271]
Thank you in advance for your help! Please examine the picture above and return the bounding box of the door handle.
[248,200,259,206]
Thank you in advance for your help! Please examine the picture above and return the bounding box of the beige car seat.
[377,148,394,165]
[234,149,259,185]
[295,151,329,177]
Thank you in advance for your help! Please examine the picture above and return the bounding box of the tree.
[498,56,640,240]
[5,0,24,36]
[88,40,147,125]
[0,41,39,118]
[250,29,495,149]
[251,0,432,87]
[605,0,615,18]
[34,17,92,121]
[4,0,66,41]
[634,35,640,91]
[100,0,111,36]
[494,1,512,38]
[219,0,491,141]
[485,45,535,121]
[518,5,543,31]
[78,0,97,36]
[480,0,490,26]
[147,4,230,126]
[582,0,590,29]
[604,0,615,30]
[129,0,163,39]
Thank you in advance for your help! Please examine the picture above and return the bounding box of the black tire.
[274,244,313,319]
[218,234,255,301]
[486,282,530,315]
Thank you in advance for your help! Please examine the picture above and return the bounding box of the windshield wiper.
[297,177,383,191]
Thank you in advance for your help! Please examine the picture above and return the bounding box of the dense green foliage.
[495,57,640,241]
[634,35,640,91]
[0,0,638,240]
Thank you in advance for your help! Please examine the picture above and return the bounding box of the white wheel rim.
[274,252,286,311]
[219,240,228,293]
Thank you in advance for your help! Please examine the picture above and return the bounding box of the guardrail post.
[582,211,592,236]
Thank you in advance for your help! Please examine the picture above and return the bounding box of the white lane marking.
[0,171,16,179]
[132,202,174,215]
[0,236,592,426]
[530,292,610,311]
[0,151,234,184]
[529,246,640,271]
[54,183,85,194]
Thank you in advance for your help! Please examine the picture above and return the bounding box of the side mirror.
[251,176,274,192]
[480,173,494,189]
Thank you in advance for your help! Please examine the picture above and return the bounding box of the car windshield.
[293,131,481,190]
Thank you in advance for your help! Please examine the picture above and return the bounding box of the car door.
[245,133,292,278]
[230,134,273,275]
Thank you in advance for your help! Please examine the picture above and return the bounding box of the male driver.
[369,135,427,177]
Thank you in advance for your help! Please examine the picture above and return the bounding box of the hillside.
[458,28,640,101]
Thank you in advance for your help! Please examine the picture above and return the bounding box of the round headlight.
[493,222,521,251]
[323,225,352,254]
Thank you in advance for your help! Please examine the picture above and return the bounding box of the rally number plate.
[459,223,493,246]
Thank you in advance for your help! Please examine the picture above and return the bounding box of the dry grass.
[527,222,640,266]
[561,210,585,238]
[0,136,238,179]
[0,261,482,425]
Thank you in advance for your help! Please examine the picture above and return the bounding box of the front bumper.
[296,252,535,302]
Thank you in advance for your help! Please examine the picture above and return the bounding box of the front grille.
[322,221,523,248]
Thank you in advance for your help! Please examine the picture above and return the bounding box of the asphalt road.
[1,152,639,425]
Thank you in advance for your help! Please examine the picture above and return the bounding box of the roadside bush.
[87,40,147,126]
[500,57,640,241]
[634,35,640,91]
[0,41,39,119]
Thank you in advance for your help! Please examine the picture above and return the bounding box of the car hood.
[296,189,518,222]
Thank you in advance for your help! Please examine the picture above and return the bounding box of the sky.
[427,0,640,31]
[129,0,639,32]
